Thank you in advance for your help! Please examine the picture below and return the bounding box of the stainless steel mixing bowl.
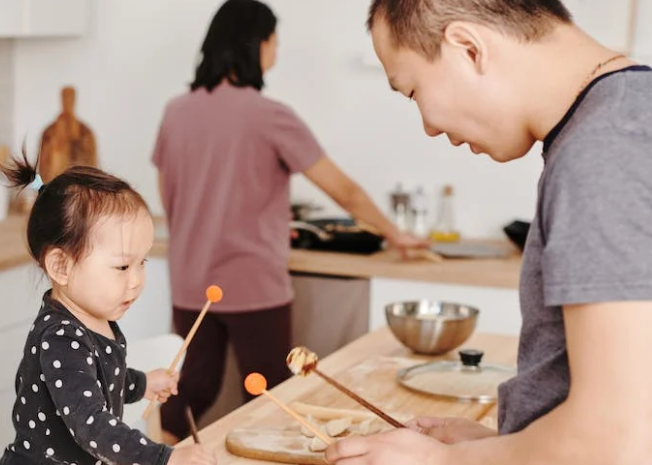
[385,300,479,355]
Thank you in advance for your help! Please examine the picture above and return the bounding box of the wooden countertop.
[288,248,521,289]
[177,327,518,463]
[0,214,521,289]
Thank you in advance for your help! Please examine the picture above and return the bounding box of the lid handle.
[459,349,484,367]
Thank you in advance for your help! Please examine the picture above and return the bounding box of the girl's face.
[51,208,154,328]
[260,32,278,73]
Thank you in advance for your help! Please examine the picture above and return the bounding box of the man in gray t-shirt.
[498,64,652,434]
[326,1,652,465]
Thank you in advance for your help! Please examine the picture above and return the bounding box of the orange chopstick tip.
[244,372,267,396]
[206,285,223,303]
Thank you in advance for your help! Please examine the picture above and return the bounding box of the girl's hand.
[145,368,179,403]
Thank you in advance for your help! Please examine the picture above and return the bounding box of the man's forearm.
[450,403,639,465]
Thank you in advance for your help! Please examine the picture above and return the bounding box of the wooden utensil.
[312,368,405,428]
[244,372,333,446]
[185,406,201,444]
[142,285,223,420]
[405,248,443,262]
[290,402,376,422]
[286,347,406,428]
[226,428,328,465]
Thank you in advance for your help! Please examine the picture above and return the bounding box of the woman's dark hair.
[191,0,277,92]
[1,148,149,269]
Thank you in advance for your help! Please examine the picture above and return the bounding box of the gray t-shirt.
[498,65,652,434]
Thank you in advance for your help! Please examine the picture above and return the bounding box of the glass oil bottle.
[430,184,460,242]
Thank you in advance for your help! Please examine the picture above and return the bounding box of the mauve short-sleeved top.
[152,83,323,312]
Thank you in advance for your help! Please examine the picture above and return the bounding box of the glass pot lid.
[396,349,516,404]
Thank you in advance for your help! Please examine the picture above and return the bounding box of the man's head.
[367,0,572,162]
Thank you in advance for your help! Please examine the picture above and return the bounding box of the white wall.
[632,0,652,61]
[9,0,652,237]
[12,0,212,216]
[0,40,13,217]
[262,0,543,238]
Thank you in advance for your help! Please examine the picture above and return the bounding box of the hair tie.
[28,174,44,192]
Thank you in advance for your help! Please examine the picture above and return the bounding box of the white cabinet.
[0,0,89,38]
[0,263,48,446]
[0,258,172,446]
[369,277,522,336]
[0,263,49,390]
[291,273,369,357]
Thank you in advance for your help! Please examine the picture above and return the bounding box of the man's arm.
[451,300,652,465]
[326,301,652,465]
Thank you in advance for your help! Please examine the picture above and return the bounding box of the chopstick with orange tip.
[142,285,224,420]
[244,372,333,446]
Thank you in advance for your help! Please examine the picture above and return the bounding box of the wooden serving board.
[226,407,400,464]
[226,427,328,465]
[225,355,499,464]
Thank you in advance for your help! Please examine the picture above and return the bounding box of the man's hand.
[407,417,498,444]
[325,428,447,465]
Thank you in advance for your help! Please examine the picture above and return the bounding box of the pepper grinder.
[390,183,412,232]
[411,186,429,239]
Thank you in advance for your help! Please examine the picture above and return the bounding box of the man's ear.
[442,21,488,74]
[44,248,73,287]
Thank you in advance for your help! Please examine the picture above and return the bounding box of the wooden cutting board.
[227,427,328,465]
[226,403,402,464]
[225,355,499,464]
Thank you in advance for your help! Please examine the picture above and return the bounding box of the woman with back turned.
[152,0,424,443]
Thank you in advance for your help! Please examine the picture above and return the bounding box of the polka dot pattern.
[13,295,155,465]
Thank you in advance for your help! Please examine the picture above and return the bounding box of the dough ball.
[358,418,382,436]
[301,414,316,438]
[309,436,328,452]
[325,417,352,437]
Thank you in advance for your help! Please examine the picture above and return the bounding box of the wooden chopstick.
[261,389,333,445]
[407,248,443,262]
[245,372,332,445]
[142,286,223,420]
[185,406,201,444]
[312,368,405,428]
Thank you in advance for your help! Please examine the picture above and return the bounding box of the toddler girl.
[0,151,215,465]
